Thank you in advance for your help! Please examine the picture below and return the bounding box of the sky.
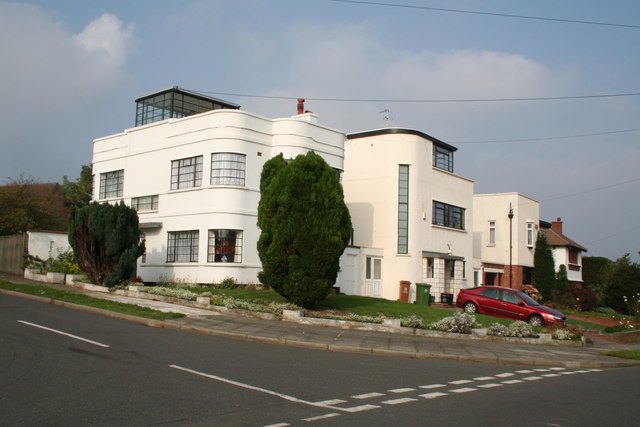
[1,0,639,262]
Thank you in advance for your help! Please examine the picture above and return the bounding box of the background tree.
[68,201,145,287]
[0,175,67,235]
[257,152,352,308]
[582,256,613,304]
[533,231,556,301]
[61,164,93,207]
[604,254,640,314]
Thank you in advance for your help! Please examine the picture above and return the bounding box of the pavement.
[2,273,639,369]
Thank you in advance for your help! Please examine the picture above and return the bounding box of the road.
[1,293,638,426]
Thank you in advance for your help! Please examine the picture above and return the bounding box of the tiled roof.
[543,227,588,252]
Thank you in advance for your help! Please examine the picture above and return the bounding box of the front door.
[364,256,382,297]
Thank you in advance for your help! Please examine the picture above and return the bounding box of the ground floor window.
[208,229,243,263]
[167,230,199,262]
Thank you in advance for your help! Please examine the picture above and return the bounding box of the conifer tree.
[68,201,145,287]
[533,231,556,300]
[257,152,352,307]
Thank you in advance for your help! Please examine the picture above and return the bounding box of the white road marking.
[449,387,477,393]
[17,320,109,348]
[501,379,524,384]
[542,373,561,378]
[352,392,385,399]
[449,379,473,385]
[560,371,578,375]
[550,367,566,371]
[303,413,340,422]
[315,399,346,405]
[382,397,418,405]
[263,424,290,427]
[495,372,515,378]
[340,405,380,413]
[420,392,448,399]
[388,387,416,393]
[419,384,446,389]
[534,368,550,372]
[477,383,502,389]
[170,365,344,411]
[516,370,534,374]
[523,376,543,381]
[473,376,495,381]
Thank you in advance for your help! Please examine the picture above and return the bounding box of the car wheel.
[527,314,544,327]
[463,302,478,314]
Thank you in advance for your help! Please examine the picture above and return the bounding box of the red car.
[455,286,567,327]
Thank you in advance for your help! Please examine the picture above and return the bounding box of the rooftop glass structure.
[135,86,240,127]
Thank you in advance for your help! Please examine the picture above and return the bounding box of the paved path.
[1,274,638,369]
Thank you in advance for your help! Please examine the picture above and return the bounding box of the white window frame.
[527,222,535,247]
[488,220,496,245]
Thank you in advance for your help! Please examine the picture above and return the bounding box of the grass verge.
[602,349,640,360]
[0,281,184,320]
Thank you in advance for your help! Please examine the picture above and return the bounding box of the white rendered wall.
[342,130,474,301]
[92,109,345,284]
[27,231,71,260]
[473,193,539,269]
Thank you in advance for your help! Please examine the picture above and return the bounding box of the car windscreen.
[516,291,540,306]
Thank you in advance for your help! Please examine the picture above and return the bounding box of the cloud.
[0,3,134,181]
[0,4,134,119]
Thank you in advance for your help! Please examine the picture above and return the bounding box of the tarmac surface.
[1,273,639,369]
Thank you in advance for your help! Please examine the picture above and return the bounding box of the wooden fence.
[0,234,25,275]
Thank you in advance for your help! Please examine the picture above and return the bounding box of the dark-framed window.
[398,165,409,254]
[171,156,203,190]
[167,230,199,262]
[207,229,243,263]
[433,201,465,230]
[211,153,246,186]
[131,195,158,212]
[433,145,453,172]
[99,169,124,199]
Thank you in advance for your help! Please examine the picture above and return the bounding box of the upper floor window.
[211,153,246,186]
[99,169,124,199]
[166,230,199,262]
[433,201,465,230]
[207,229,243,263]
[433,145,453,172]
[527,222,535,247]
[171,156,203,190]
[131,195,158,212]
[488,220,496,245]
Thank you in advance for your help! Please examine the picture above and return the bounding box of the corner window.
[207,229,243,263]
[171,156,203,190]
[432,201,465,230]
[167,230,199,262]
[433,145,453,172]
[131,195,159,212]
[211,153,246,186]
[99,169,124,199]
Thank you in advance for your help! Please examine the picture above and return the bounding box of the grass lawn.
[0,281,184,320]
[602,349,640,360]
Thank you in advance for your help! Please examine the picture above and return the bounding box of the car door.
[498,289,528,321]
[477,288,502,316]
